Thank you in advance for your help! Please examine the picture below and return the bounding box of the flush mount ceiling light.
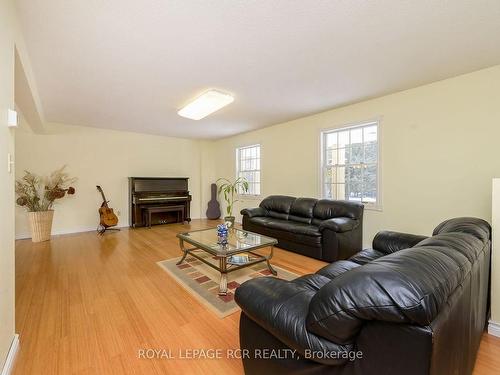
[178,89,234,120]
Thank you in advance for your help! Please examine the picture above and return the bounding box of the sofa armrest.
[318,217,359,233]
[240,207,267,218]
[372,231,427,254]
[235,278,354,365]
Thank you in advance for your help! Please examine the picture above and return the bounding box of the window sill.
[364,205,383,212]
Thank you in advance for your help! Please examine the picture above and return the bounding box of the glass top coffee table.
[176,227,278,295]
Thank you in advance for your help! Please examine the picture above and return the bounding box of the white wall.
[209,65,500,248]
[15,122,204,237]
[0,0,17,369]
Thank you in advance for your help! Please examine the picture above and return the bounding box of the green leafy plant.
[217,177,249,217]
[15,166,77,212]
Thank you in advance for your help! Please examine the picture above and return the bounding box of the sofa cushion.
[248,217,322,246]
[235,277,354,365]
[416,232,485,263]
[248,216,276,226]
[348,248,385,265]
[319,217,359,233]
[240,207,267,218]
[259,195,296,220]
[316,260,361,279]
[312,199,364,225]
[293,274,332,291]
[372,231,428,254]
[289,197,317,224]
[432,217,491,242]
[264,219,321,237]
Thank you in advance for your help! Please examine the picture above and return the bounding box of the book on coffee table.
[228,253,250,265]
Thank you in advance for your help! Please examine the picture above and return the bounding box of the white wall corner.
[1,334,19,375]
[488,320,500,338]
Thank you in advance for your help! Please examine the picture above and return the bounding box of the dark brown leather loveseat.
[241,195,363,262]
[235,217,491,375]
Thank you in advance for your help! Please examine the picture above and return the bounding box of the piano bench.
[142,205,185,228]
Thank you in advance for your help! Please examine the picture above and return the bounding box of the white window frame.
[320,120,382,210]
[236,144,261,197]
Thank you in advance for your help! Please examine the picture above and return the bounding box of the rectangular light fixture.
[178,89,234,120]
[7,109,18,127]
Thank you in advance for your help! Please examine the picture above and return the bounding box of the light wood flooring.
[13,219,500,374]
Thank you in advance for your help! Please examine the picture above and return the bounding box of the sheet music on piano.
[129,177,192,227]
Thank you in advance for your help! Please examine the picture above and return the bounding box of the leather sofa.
[235,217,491,375]
[241,195,363,262]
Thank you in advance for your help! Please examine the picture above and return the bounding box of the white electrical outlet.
[7,153,14,173]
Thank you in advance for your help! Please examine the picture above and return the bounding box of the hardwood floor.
[13,220,500,374]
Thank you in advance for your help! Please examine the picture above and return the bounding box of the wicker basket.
[28,210,54,243]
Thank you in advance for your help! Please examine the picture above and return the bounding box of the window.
[321,121,379,207]
[236,144,261,195]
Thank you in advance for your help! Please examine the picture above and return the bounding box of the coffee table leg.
[266,245,278,276]
[219,257,228,296]
[176,238,188,265]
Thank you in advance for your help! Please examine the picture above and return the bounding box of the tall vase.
[28,210,54,243]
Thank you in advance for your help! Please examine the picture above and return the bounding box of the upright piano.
[129,177,191,227]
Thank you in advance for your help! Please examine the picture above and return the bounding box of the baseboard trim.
[488,320,500,338]
[15,217,204,240]
[15,225,129,240]
[1,334,19,375]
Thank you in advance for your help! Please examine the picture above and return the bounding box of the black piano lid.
[129,177,189,193]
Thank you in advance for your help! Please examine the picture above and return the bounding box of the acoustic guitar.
[96,185,119,228]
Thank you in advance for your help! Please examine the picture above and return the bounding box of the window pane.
[351,128,362,145]
[324,167,335,184]
[338,148,347,165]
[364,143,377,163]
[326,132,338,150]
[254,171,260,183]
[337,166,345,184]
[362,164,377,203]
[346,165,362,201]
[325,149,337,165]
[324,183,334,199]
[244,171,253,183]
[336,183,346,200]
[364,125,377,143]
[338,131,350,148]
[349,143,363,164]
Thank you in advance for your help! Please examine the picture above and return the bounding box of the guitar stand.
[97,224,121,236]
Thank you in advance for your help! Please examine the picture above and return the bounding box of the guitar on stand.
[96,185,120,235]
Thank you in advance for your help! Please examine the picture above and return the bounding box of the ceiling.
[16,0,500,139]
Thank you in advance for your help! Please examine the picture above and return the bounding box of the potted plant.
[16,166,76,242]
[217,177,249,226]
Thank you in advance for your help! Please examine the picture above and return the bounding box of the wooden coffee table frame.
[176,229,278,296]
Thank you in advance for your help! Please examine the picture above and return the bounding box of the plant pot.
[224,216,236,227]
[28,210,54,243]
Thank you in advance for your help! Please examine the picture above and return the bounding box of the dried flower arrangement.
[15,166,77,212]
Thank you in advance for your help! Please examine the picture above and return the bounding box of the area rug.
[157,250,299,318]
